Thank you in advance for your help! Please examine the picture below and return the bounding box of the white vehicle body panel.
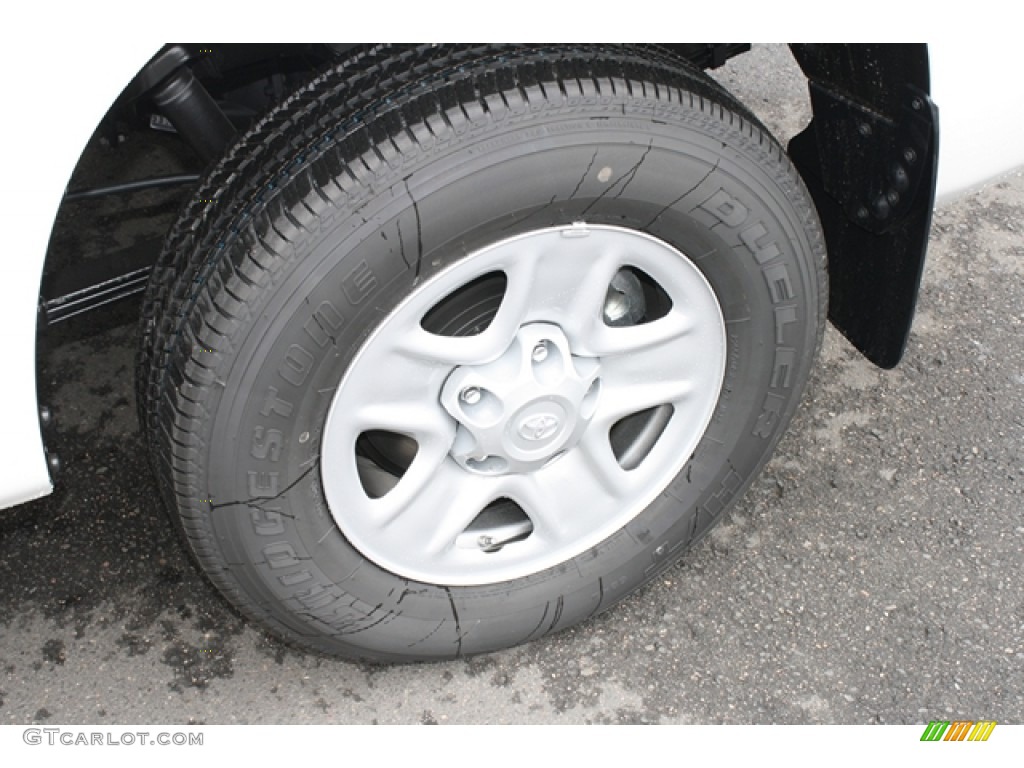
[0,41,157,508]
[930,45,1024,201]
[0,42,1021,510]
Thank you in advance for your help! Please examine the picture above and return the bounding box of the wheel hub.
[440,324,601,475]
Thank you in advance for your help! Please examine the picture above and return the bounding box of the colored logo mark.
[920,720,997,742]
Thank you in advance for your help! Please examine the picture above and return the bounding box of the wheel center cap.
[440,323,601,475]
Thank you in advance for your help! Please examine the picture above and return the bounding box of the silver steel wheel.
[321,224,727,585]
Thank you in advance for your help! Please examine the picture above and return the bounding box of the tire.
[140,45,826,662]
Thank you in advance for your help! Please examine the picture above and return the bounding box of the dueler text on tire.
[140,45,826,662]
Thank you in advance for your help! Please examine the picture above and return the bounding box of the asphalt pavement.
[0,45,1021,725]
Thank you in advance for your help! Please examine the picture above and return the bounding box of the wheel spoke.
[346,339,447,410]
[348,391,448,444]
[502,474,575,545]
[395,319,520,367]
[593,377,692,429]
[593,335,697,428]
[351,399,456,448]
[505,432,638,551]
[500,237,622,349]
[376,458,501,556]
[340,339,456,442]
[567,427,638,500]
[586,307,693,358]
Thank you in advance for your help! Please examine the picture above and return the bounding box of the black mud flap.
[788,44,939,369]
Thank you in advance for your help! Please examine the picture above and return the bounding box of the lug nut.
[461,387,482,405]
[532,342,549,362]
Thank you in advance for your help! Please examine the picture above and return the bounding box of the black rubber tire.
[139,45,826,662]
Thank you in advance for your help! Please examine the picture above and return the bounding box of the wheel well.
[37,44,749,326]
[38,43,937,360]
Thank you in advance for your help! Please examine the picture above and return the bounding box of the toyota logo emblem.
[518,413,560,442]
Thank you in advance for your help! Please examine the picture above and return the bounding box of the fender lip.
[0,39,160,513]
